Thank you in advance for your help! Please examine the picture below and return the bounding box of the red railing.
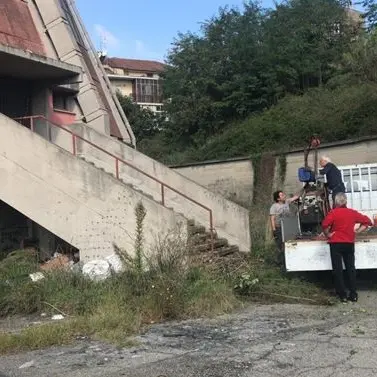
[13,115,215,251]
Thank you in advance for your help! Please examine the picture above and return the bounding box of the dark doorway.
[0,78,32,118]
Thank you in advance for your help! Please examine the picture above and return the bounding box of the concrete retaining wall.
[170,137,377,206]
[172,159,254,208]
[283,139,377,195]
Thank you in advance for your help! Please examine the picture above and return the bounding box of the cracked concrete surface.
[2,292,377,377]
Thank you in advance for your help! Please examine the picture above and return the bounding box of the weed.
[0,305,140,354]
[0,223,241,353]
[0,204,331,354]
[114,201,149,296]
[234,273,260,295]
[233,250,331,305]
[0,249,39,281]
[184,272,240,317]
[134,201,147,273]
[146,227,188,275]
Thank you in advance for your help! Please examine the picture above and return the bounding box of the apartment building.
[103,57,165,113]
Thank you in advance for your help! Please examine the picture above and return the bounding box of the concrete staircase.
[69,123,251,252]
[2,114,247,263]
[187,220,239,256]
[0,114,187,262]
[78,157,242,258]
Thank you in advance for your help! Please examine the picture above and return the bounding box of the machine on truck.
[282,137,377,272]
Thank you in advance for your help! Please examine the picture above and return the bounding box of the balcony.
[133,78,163,105]
[0,44,81,82]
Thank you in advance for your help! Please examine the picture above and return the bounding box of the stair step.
[79,159,158,203]
[192,238,228,253]
[189,233,210,244]
[188,225,206,235]
[189,232,218,244]
[215,245,239,257]
[132,188,154,200]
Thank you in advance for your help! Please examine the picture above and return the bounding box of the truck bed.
[285,234,377,272]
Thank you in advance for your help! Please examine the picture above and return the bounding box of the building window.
[53,92,74,112]
[341,166,377,193]
[134,78,163,104]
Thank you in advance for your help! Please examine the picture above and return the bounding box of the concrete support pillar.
[31,85,51,139]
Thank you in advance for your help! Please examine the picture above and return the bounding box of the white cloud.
[135,40,145,54]
[94,24,120,49]
[91,24,164,61]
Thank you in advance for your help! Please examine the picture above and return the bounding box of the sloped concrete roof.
[0,44,81,80]
[0,0,45,56]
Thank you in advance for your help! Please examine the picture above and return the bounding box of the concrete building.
[0,0,250,261]
[103,57,165,113]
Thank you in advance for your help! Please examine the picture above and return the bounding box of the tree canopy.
[160,0,357,146]
[117,0,377,164]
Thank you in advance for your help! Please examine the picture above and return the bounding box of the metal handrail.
[13,115,214,250]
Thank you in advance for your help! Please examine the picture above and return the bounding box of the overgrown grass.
[231,245,333,305]
[0,238,332,354]
[0,267,238,354]
[0,238,242,354]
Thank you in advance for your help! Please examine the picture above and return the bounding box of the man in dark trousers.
[322,192,372,303]
[319,156,346,206]
[269,190,301,266]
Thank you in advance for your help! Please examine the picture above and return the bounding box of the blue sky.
[76,0,276,62]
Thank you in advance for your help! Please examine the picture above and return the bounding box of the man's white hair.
[334,192,347,207]
[320,155,331,163]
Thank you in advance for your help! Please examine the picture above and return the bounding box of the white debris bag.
[105,254,124,273]
[51,314,64,321]
[19,360,35,369]
[29,272,45,282]
[82,260,111,281]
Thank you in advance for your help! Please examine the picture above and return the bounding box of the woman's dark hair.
[273,190,282,203]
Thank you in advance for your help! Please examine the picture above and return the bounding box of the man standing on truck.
[322,192,372,303]
[270,190,300,265]
[319,156,346,206]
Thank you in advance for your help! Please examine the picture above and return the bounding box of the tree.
[116,93,167,142]
[357,0,377,30]
[263,0,356,93]
[342,30,377,82]
[161,0,357,149]
[163,2,270,146]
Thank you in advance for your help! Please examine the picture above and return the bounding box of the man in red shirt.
[322,192,372,303]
